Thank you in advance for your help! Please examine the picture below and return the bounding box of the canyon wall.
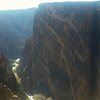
[0,8,36,58]
[18,2,100,100]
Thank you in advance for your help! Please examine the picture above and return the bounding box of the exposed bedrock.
[0,53,28,100]
[18,2,100,100]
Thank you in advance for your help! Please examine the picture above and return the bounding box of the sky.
[0,0,97,10]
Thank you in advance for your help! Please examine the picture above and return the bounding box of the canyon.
[0,1,100,100]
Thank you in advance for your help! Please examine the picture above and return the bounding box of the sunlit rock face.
[0,53,27,100]
[32,94,53,100]
[18,2,100,100]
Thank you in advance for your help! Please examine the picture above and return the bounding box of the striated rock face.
[0,53,27,100]
[18,2,100,100]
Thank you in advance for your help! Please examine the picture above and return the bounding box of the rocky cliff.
[0,53,27,100]
[18,2,100,100]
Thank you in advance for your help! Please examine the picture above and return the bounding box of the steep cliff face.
[18,2,100,100]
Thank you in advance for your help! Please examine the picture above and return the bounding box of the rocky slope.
[0,53,27,100]
[0,82,21,100]
[0,8,36,58]
[18,2,100,100]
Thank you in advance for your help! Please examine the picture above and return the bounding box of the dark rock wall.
[18,2,100,100]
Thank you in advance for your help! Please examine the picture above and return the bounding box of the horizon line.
[0,0,98,11]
